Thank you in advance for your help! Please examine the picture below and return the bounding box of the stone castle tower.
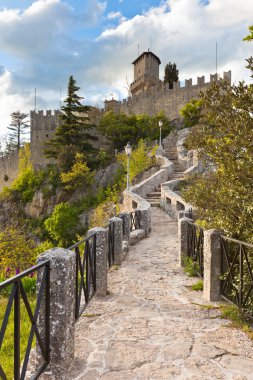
[130,51,161,95]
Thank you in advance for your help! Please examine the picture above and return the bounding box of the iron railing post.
[14,281,20,380]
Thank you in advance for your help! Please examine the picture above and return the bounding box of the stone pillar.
[119,212,130,244]
[37,247,76,379]
[88,227,108,297]
[203,229,222,301]
[139,208,151,236]
[178,217,192,266]
[109,217,123,265]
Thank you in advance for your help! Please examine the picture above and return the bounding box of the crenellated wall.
[105,71,232,119]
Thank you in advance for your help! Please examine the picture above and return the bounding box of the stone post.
[178,217,192,266]
[87,227,108,297]
[119,212,130,245]
[37,248,76,380]
[139,208,151,236]
[203,229,222,301]
[109,217,123,265]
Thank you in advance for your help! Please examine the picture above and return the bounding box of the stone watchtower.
[130,51,161,95]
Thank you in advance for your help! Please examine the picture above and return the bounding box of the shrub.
[44,202,80,246]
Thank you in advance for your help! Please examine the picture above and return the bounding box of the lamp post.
[125,142,132,190]
[158,120,163,148]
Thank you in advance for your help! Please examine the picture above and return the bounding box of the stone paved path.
[67,208,253,380]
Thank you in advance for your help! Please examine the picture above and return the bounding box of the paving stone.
[105,341,158,371]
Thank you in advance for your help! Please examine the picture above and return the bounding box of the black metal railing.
[220,236,253,317]
[0,261,50,380]
[69,233,97,320]
[130,211,140,231]
[187,222,204,277]
[107,222,115,268]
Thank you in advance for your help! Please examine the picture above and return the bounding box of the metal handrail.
[187,222,204,277]
[68,234,97,320]
[0,260,50,380]
[220,235,253,317]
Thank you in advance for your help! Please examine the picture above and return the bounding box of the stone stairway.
[145,146,185,207]
[165,145,185,180]
[145,185,161,207]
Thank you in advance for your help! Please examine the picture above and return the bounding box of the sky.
[0,0,252,138]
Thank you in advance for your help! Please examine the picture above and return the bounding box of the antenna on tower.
[34,88,37,111]
[216,41,218,75]
[138,43,139,56]
[60,87,62,109]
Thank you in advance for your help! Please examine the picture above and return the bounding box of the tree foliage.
[60,152,94,190]
[44,202,80,246]
[1,144,45,203]
[7,111,29,151]
[0,225,36,274]
[44,76,96,169]
[164,62,179,89]
[99,111,172,150]
[182,71,253,242]
[180,98,204,127]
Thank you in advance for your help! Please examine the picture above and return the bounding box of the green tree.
[44,76,95,168]
[44,202,80,246]
[60,152,94,191]
[180,98,204,127]
[99,111,172,150]
[183,71,253,242]
[0,225,36,274]
[164,62,179,89]
[7,111,29,151]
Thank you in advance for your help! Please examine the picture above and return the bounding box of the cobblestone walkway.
[67,208,253,380]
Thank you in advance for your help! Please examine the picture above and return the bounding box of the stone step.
[146,192,161,196]
[149,202,160,207]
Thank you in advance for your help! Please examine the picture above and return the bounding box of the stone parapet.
[160,179,192,220]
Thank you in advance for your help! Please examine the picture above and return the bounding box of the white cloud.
[107,11,122,20]
[0,0,253,139]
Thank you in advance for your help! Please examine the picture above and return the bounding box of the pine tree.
[44,76,95,166]
[164,62,179,89]
[7,111,29,151]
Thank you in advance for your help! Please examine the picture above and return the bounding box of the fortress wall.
[118,71,231,119]
[0,149,19,191]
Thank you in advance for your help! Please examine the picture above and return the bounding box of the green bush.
[44,202,80,246]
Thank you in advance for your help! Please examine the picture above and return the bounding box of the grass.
[218,304,253,339]
[0,276,37,379]
[192,302,253,340]
[191,279,203,291]
[183,257,199,277]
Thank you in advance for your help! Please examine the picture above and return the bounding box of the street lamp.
[125,142,132,190]
[158,120,163,148]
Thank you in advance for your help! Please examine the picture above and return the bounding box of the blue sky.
[0,0,252,137]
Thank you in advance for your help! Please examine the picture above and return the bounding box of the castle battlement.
[114,71,232,108]
[31,110,62,117]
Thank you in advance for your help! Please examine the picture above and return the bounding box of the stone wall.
[110,71,231,120]
[0,149,19,191]
[160,179,193,220]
